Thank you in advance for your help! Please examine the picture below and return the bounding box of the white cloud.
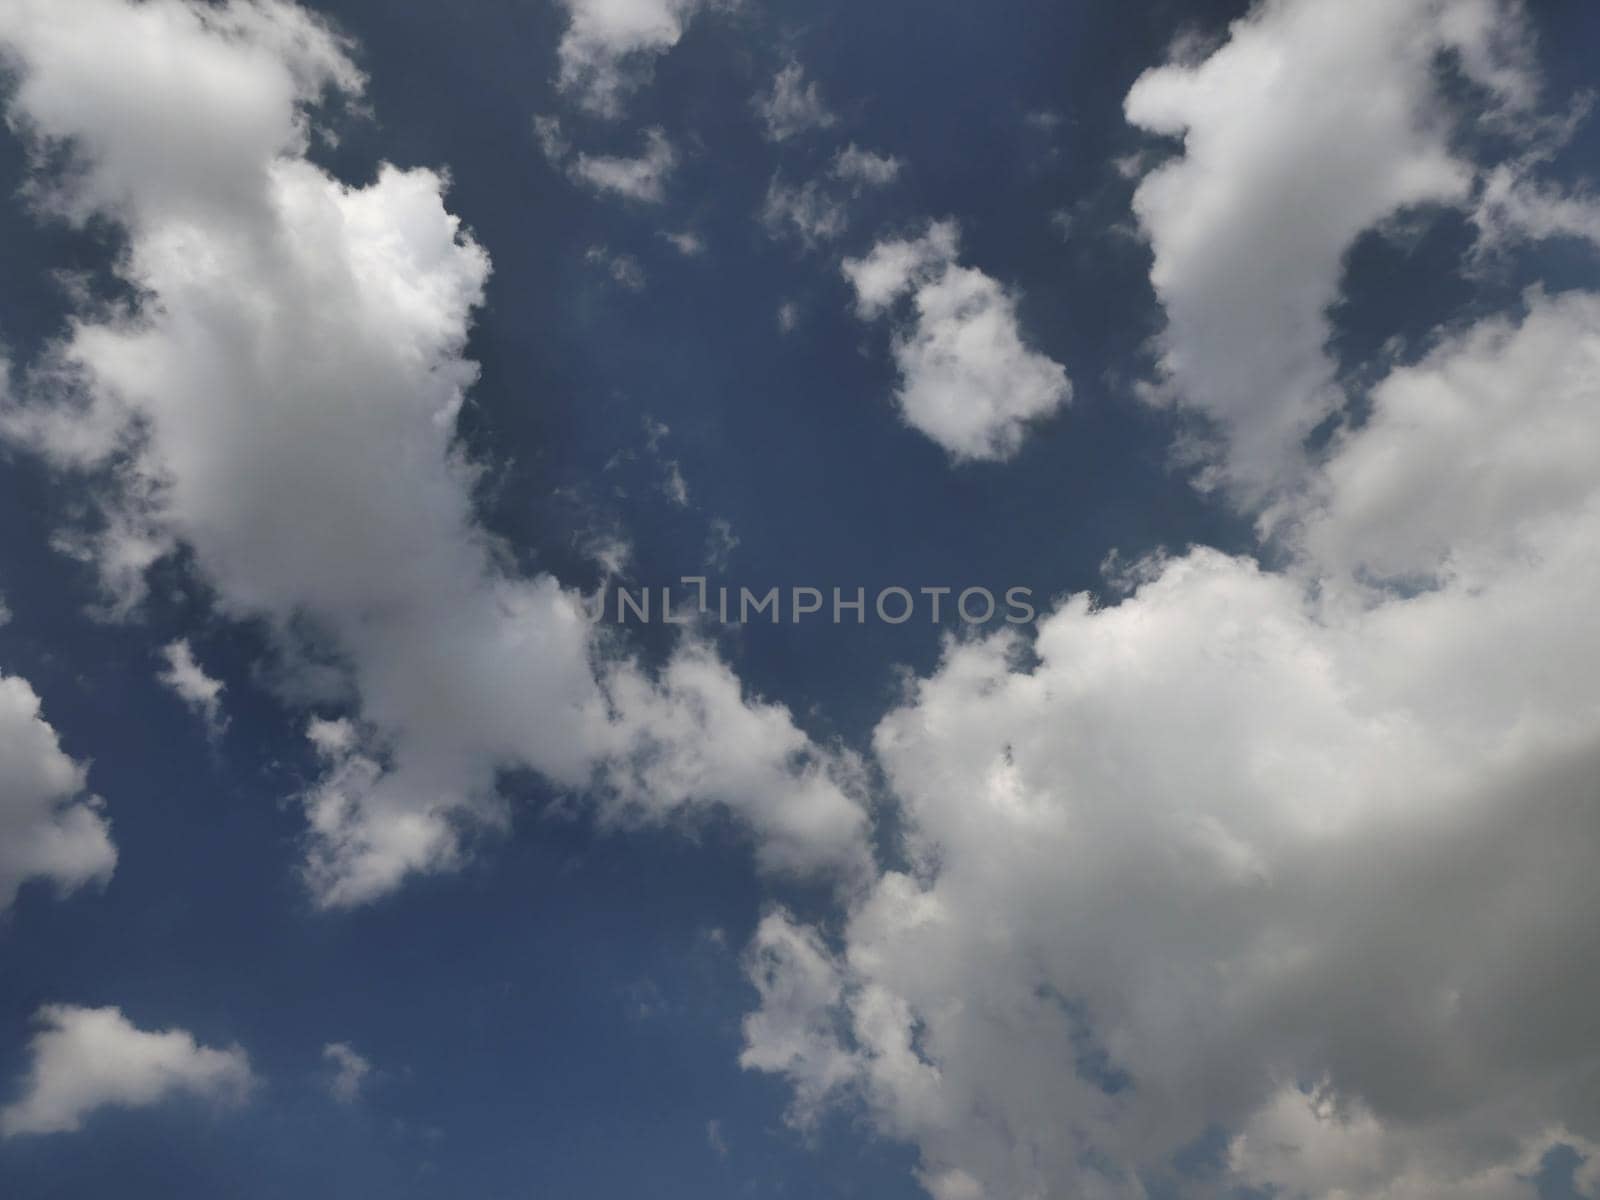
[1473,162,1600,253]
[831,144,902,191]
[661,459,690,506]
[706,1117,729,1157]
[842,221,1070,462]
[1294,290,1600,587]
[554,0,730,118]
[762,147,898,248]
[0,672,116,912]
[704,517,738,570]
[1124,0,1534,504]
[585,244,647,291]
[532,113,569,163]
[321,1041,372,1104]
[755,62,835,142]
[743,12,1600,1183]
[739,911,862,1123]
[762,176,849,246]
[571,127,677,203]
[601,645,871,883]
[661,229,704,256]
[744,287,1600,1198]
[157,638,227,734]
[0,0,870,907]
[1,1005,253,1136]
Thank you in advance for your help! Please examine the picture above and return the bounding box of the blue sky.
[1,1,1599,1197]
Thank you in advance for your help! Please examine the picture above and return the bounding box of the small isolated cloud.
[831,144,902,191]
[755,62,834,142]
[585,245,646,291]
[705,517,738,570]
[322,1041,372,1104]
[157,638,226,735]
[777,300,800,334]
[0,672,116,913]
[1,1005,253,1137]
[762,177,848,246]
[572,128,676,203]
[662,460,690,507]
[661,229,705,256]
[532,113,569,163]
[842,220,1071,461]
[706,1117,729,1158]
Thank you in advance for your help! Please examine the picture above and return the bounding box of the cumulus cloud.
[0,672,116,912]
[0,0,870,907]
[842,221,1070,462]
[755,62,835,142]
[156,639,227,735]
[1124,0,1536,504]
[1,1005,253,1136]
[743,9,1600,1193]
[554,0,731,118]
[747,244,1600,1200]
[571,127,677,203]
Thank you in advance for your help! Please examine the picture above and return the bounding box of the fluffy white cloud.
[0,673,116,913]
[755,62,834,142]
[0,0,869,906]
[1125,0,1533,503]
[744,283,1600,1197]
[156,639,227,735]
[842,221,1070,462]
[1,1005,253,1137]
[601,646,870,883]
[571,127,677,203]
[1294,291,1600,586]
[554,0,730,118]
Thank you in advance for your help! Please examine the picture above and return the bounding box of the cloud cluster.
[746,292,1600,1196]
[0,0,869,907]
[843,221,1070,462]
[744,3,1600,1196]
[1,1005,253,1137]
